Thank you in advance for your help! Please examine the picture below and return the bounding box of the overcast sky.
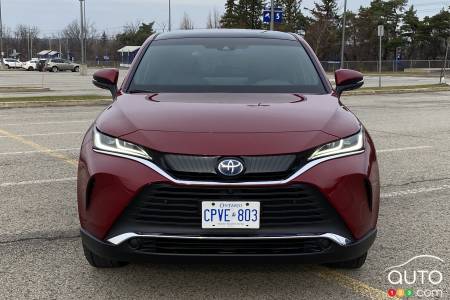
[1,0,448,37]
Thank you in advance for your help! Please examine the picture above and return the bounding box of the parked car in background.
[46,58,80,72]
[2,58,23,69]
[22,58,40,71]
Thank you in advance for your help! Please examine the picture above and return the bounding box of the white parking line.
[377,146,433,153]
[0,177,77,187]
[382,184,450,198]
[0,132,83,138]
[0,148,79,155]
[0,120,90,126]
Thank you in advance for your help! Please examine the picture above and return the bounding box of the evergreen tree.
[100,31,108,45]
[116,22,155,46]
[401,6,420,59]
[277,0,308,32]
[344,0,407,61]
[235,0,265,29]
[305,0,340,60]
[221,0,238,28]
[423,9,450,59]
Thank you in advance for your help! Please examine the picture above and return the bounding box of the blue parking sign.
[263,11,271,23]
[263,9,283,24]
[274,11,283,23]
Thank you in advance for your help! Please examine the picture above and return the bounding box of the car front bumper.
[81,228,377,262]
[78,128,380,261]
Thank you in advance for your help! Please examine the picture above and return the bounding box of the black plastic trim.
[80,228,377,263]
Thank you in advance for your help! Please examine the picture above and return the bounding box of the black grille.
[164,154,296,174]
[148,150,312,182]
[117,184,339,228]
[128,237,331,255]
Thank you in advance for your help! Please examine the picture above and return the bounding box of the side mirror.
[93,68,119,100]
[335,69,364,97]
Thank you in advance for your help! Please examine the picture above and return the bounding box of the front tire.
[52,66,58,73]
[73,66,80,72]
[326,252,367,269]
[82,243,128,268]
[28,67,34,71]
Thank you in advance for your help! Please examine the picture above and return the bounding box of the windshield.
[129,38,326,94]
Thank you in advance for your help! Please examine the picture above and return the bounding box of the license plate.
[202,201,260,229]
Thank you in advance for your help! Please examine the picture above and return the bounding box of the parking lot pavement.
[362,75,441,88]
[0,69,128,98]
[0,92,449,299]
[0,69,443,98]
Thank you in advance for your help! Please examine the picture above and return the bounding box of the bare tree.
[62,19,98,40]
[156,21,168,32]
[206,8,221,29]
[61,19,99,61]
[12,25,39,59]
[119,22,140,37]
[62,20,80,41]
[14,25,29,54]
[180,12,194,30]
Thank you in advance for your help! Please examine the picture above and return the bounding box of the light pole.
[84,0,87,62]
[270,0,274,31]
[340,0,347,69]
[378,25,384,88]
[79,0,87,75]
[168,0,171,32]
[30,28,33,59]
[440,38,449,84]
[0,0,4,69]
[28,29,30,60]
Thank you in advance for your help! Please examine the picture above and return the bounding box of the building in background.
[117,46,140,68]
[37,50,61,59]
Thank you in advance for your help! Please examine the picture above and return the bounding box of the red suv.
[78,30,379,268]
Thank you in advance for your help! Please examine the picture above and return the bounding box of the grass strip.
[0,84,448,103]
[0,95,109,102]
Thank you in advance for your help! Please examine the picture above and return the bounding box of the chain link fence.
[321,60,450,73]
[86,60,122,68]
[85,59,450,77]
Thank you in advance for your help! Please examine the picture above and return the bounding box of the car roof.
[154,29,297,41]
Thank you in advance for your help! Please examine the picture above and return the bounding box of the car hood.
[96,93,360,155]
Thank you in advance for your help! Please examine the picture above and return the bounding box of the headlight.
[308,128,364,161]
[93,128,151,160]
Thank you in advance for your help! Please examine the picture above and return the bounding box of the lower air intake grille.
[121,184,337,228]
[128,237,331,255]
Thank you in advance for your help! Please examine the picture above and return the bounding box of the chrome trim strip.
[93,149,364,186]
[107,232,351,246]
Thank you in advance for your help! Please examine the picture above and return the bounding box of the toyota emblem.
[217,158,244,176]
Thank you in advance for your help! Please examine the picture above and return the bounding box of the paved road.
[0,69,443,98]
[0,91,449,299]
[0,69,128,98]
[363,75,441,87]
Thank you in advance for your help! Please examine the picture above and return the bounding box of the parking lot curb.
[0,99,111,108]
[0,87,51,93]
